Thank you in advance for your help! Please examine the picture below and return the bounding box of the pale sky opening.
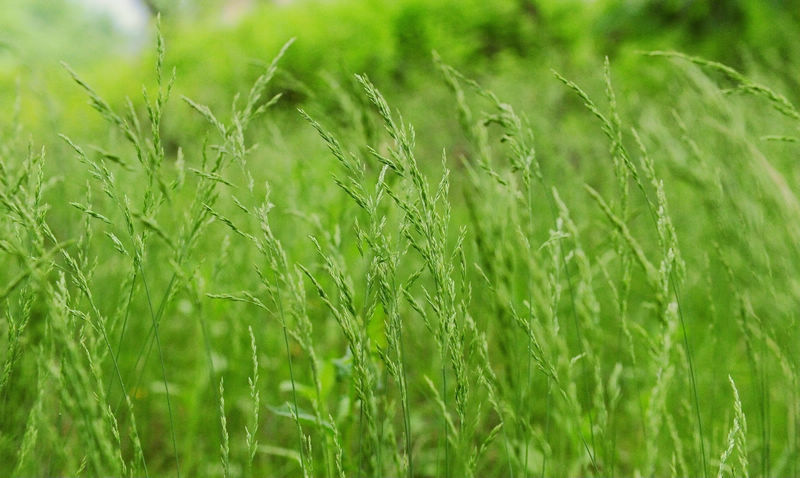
[73,0,150,35]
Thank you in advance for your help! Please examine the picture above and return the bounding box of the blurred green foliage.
[3,0,800,143]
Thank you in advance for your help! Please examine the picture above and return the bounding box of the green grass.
[2,20,800,478]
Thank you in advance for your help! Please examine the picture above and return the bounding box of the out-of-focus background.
[3,0,799,142]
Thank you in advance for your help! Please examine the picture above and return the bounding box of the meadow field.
[2,1,800,476]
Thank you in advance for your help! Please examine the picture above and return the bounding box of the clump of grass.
[5,19,800,478]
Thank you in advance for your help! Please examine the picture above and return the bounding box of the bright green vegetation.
[2,2,800,477]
